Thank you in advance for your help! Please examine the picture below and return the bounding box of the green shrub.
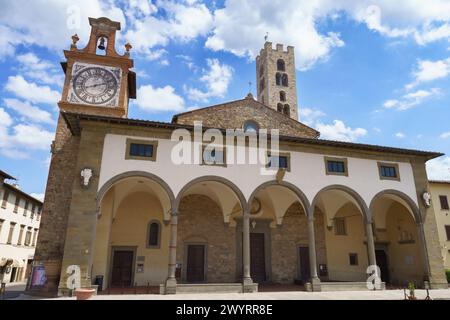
[446,270,450,283]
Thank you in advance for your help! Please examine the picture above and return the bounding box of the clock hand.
[84,82,106,89]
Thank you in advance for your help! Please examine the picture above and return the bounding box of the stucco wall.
[429,182,450,269]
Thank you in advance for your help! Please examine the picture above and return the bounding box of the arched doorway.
[370,190,426,287]
[92,172,175,291]
[175,176,246,284]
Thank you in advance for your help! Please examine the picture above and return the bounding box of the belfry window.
[147,221,161,248]
[279,91,286,102]
[277,103,283,113]
[282,73,288,86]
[283,104,290,116]
[277,59,285,71]
[276,73,282,86]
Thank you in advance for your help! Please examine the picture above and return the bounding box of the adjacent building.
[0,170,42,284]
[429,180,450,270]
[31,17,448,296]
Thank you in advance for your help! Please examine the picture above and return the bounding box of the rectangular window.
[0,219,4,239]
[349,253,358,266]
[125,138,158,161]
[202,145,226,166]
[23,201,29,217]
[267,153,291,171]
[37,208,41,221]
[445,225,450,241]
[334,218,347,235]
[13,196,20,213]
[1,190,9,209]
[378,162,400,181]
[7,222,16,244]
[31,204,36,220]
[25,227,32,246]
[440,195,449,210]
[32,229,38,247]
[17,225,25,245]
[325,157,348,176]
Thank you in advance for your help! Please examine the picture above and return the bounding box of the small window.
[25,227,32,246]
[202,145,226,166]
[267,153,290,171]
[378,162,400,181]
[279,91,286,102]
[7,222,16,244]
[276,73,282,85]
[349,253,358,266]
[13,196,20,213]
[126,139,158,161]
[23,201,29,217]
[259,65,264,78]
[277,103,283,113]
[32,228,38,246]
[445,225,450,241]
[1,190,9,209]
[259,78,265,91]
[282,73,288,86]
[277,59,285,71]
[325,157,348,176]
[439,195,449,210]
[283,104,290,116]
[334,217,346,235]
[147,221,161,248]
[243,120,259,133]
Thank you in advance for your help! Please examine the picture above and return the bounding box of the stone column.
[416,221,432,288]
[307,215,321,291]
[365,221,377,267]
[165,211,178,294]
[242,210,254,292]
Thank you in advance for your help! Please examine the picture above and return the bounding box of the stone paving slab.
[10,289,450,300]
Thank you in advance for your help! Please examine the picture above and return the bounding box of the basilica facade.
[30,17,448,296]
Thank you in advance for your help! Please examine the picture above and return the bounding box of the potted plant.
[407,282,417,300]
[74,287,96,300]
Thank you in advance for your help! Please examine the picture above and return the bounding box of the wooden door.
[186,245,205,282]
[375,249,390,283]
[111,250,133,287]
[250,233,266,282]
[299,246,310,283]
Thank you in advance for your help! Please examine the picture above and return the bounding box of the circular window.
[243,120,259,133]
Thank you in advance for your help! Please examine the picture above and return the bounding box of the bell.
[97,37,106,51]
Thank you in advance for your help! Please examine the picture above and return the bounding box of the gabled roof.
[172,95,320,138]
[0,170,15,180]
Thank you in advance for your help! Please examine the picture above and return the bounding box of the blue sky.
[0,0,450,199]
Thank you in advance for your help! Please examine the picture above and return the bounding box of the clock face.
[72,67,118,105]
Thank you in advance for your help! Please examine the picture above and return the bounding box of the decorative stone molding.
[80,168,93,188]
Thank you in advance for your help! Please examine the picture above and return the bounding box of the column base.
[242,277,257,293]
[164,278,177,294]
[306,277,321,292]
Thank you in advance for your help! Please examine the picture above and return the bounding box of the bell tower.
[256,42,298,120]
[32,17,135,296]
[59,17,136,118]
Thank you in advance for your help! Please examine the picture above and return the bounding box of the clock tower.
[32,17,135,296]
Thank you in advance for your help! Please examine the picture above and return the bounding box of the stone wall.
[271,203,327,283]
[177,195,237,283]
[31,115,80,295]
[174,97,318,139]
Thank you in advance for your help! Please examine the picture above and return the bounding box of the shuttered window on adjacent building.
[445,225,450,241]
[439,195,449,210]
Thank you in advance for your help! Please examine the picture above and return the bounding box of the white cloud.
[316,120,367,142]
[9,124,54,150]
[186,59,233,102]
[298,107,326,126]
[0,107,13,127]
[427,156,450,180]
[406,58,450,89]
[440,131,450,139]
[415,23,450,45]
[383,88,441,111]
[395,132,406,138]
[5,75,59,104]
[4,98,54,124]
[135,84,185,112]
[16,52,64,86]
